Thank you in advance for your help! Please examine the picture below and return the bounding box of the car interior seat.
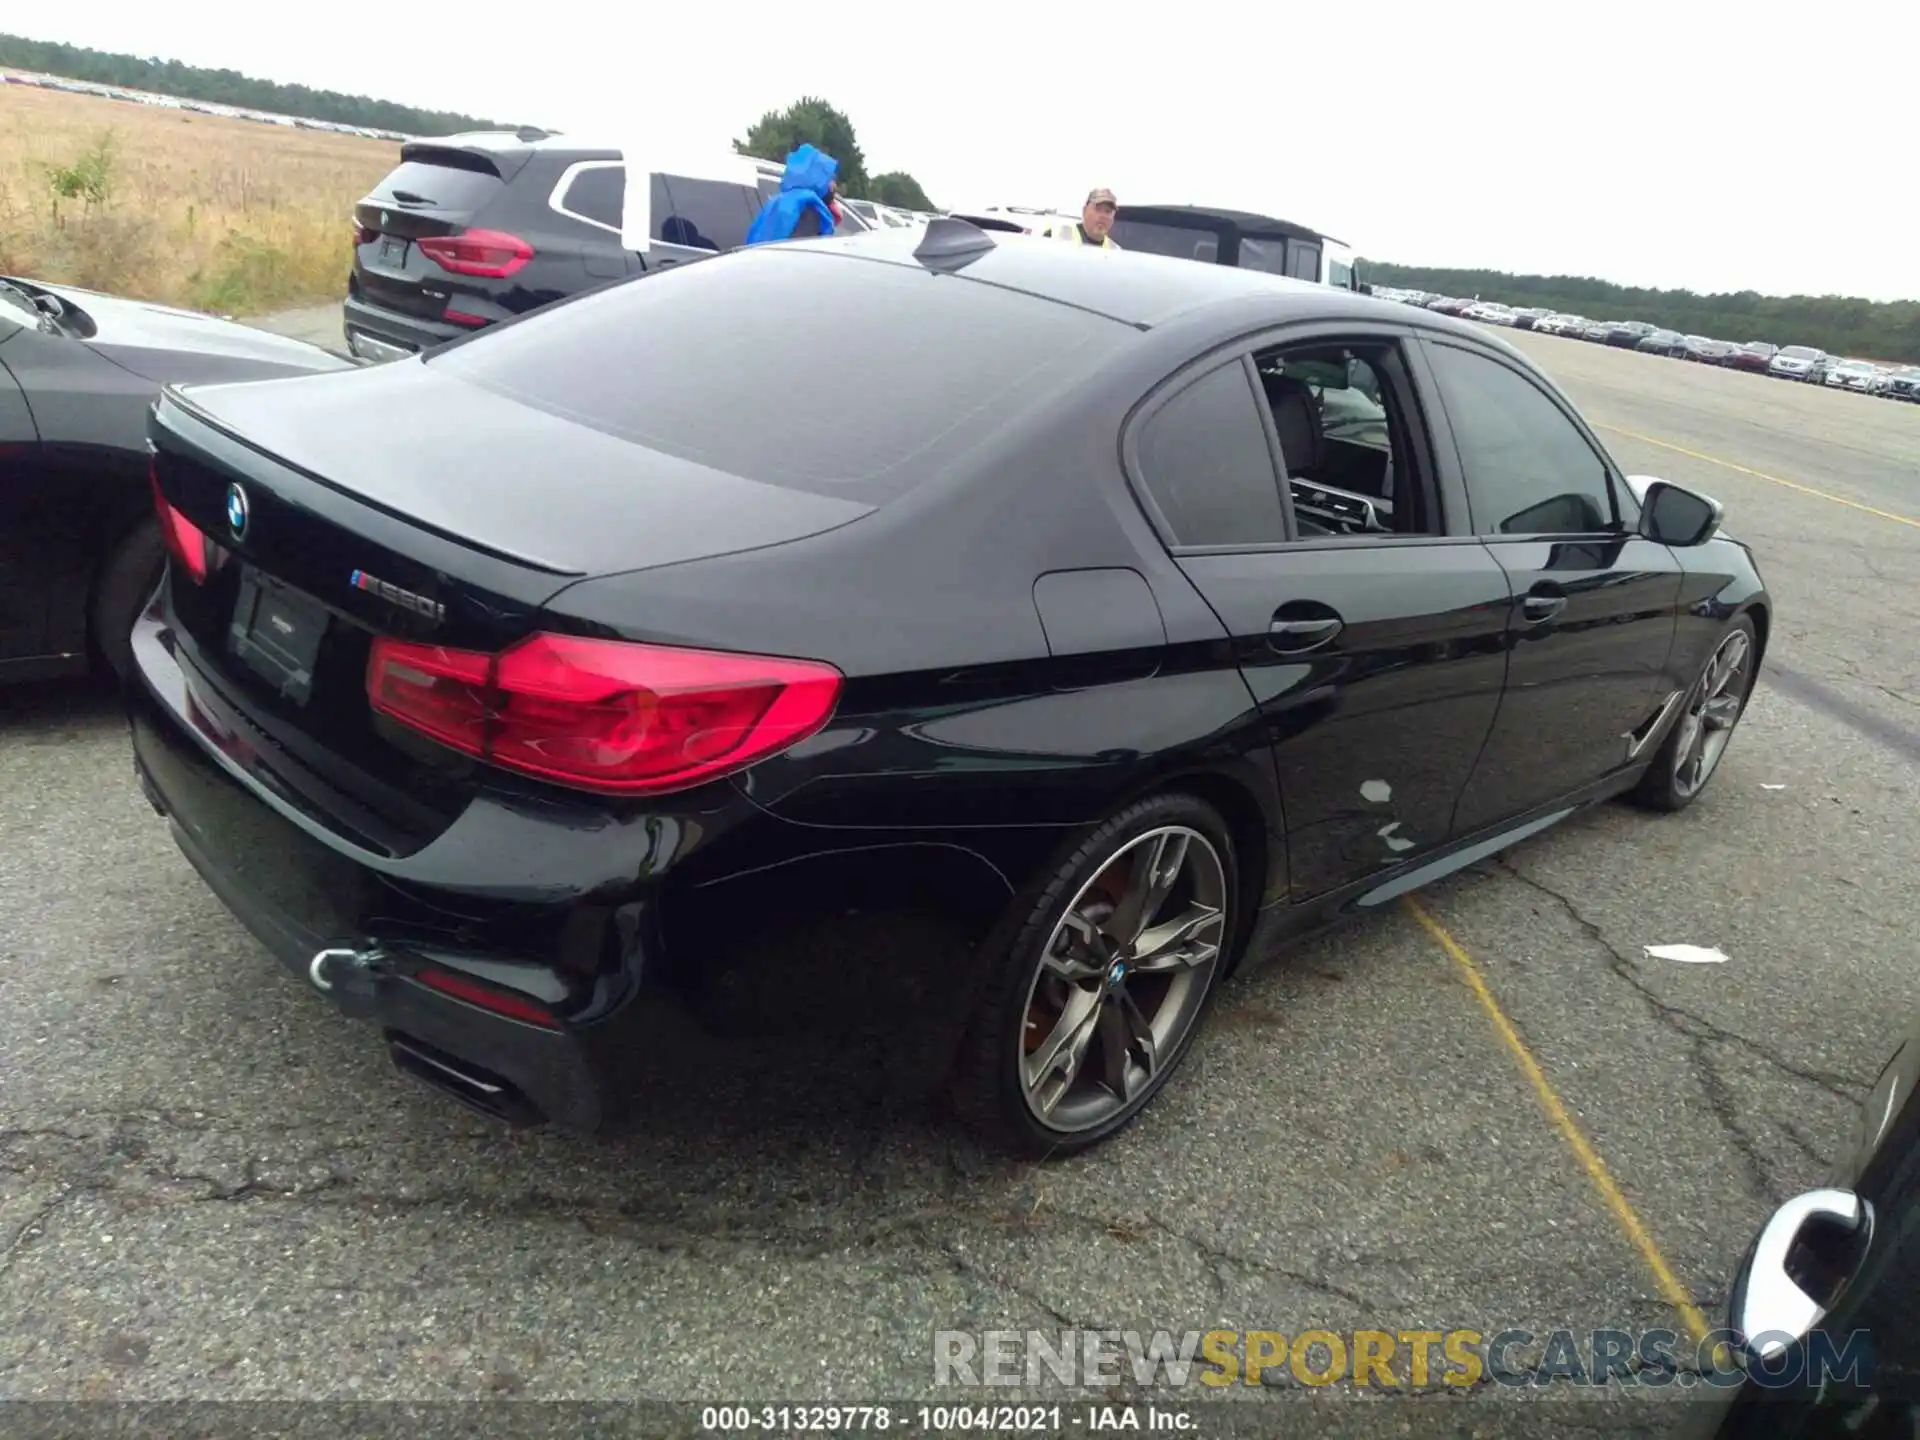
[1262,373,1325,479]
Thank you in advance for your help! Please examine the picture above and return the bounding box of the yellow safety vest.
[1045,223,1119,249]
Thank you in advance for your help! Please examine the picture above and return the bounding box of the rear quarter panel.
[538,350,1288,907]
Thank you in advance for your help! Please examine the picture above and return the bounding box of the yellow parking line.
[1402,896,1713,1346]
[1596,423,1920,530]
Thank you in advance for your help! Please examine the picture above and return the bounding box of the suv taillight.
[416,228,534,279]
[352,217,378,246]
[365,633,842,795]
[149,461,212,585]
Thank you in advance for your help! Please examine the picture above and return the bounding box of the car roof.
[785,225,1485,336]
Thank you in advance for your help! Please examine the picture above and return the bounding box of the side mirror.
[1639,479,1723,547]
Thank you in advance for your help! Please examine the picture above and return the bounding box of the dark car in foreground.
[0,274,348,685]
[1701,1014,1918,1436]
[132,221,1770,1155]
[342,130,875,362]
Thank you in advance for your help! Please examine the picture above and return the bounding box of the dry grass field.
[0,84,396,313]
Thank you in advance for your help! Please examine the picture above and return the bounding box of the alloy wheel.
[1018,826,1227,1134]
[1673,629,1752,799]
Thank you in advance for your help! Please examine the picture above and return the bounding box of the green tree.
[733,97,868,196]
[868,171,934,212]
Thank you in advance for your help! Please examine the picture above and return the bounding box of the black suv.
[342,130,868,360]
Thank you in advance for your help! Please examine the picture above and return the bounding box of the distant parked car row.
[0,66,412,141]
[1369,288,1920,402]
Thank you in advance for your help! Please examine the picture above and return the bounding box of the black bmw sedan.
[130,221,1771,1156]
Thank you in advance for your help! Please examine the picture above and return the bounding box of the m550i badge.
[350,569,446,623]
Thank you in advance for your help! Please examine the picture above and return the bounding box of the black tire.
[1631,614,1759,814]
[948,791,1239,1158]
[90,519,166,684]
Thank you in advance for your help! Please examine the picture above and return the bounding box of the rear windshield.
[426,249,1123,497]
[368,158,504,216]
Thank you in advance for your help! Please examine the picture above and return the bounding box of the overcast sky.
[13,3,1917,300]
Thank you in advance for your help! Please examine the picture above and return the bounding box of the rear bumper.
[341,293,470,359]
[126,597,672,1132]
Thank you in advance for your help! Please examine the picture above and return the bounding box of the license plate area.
[375,235,409,269]
[228,568,330,706]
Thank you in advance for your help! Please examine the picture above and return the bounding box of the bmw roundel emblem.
[226,482,249,540]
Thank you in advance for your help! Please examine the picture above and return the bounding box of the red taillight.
[416,228,533,279]
[352,217,377,246]
[442,307,489,327]
[413,967,560,1029]
[149,462,210,584]
[366,633,842,795]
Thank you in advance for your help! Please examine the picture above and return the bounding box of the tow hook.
[308,944,396,1018]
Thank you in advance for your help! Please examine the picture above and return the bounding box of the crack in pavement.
[1491,859,1868,1102]
[1134,1213,1378,1312]
[1488,859,1871,1206]
[4,1108,1390,1353]
[0,1185,80,1281]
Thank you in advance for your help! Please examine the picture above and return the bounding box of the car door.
[1124,330,1513,903]
[1707,1022,1918,1437]
[0,323,48,666]
[1417,336,1687,836]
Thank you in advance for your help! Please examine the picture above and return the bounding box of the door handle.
[1268,614,1343,653]
[1731,1187,1870,1360]
[1520,587,1567,625]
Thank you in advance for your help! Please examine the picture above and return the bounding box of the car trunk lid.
[146,372,872,852]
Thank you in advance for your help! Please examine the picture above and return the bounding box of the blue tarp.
[744,144,839,245]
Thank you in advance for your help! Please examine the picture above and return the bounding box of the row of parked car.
[1369,288,1920,402]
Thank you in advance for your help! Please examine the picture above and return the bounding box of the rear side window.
[1238,238,1289,275]
[1133,362,1286,548]
[1287,242,1322,280]
[656,174,759,252]
[425,248,1124,499]
[1108,219,1224,262]
[368,158,503,217]
[558,164,624,230]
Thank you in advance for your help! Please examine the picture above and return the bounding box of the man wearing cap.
[1046,189,1122,248]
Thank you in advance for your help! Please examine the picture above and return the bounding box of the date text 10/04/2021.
[699,1407,1193,1432]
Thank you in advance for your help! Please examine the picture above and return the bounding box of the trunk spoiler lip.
[150,385,586,578]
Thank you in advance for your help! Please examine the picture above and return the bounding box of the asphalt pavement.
[2,309,1915,1427]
